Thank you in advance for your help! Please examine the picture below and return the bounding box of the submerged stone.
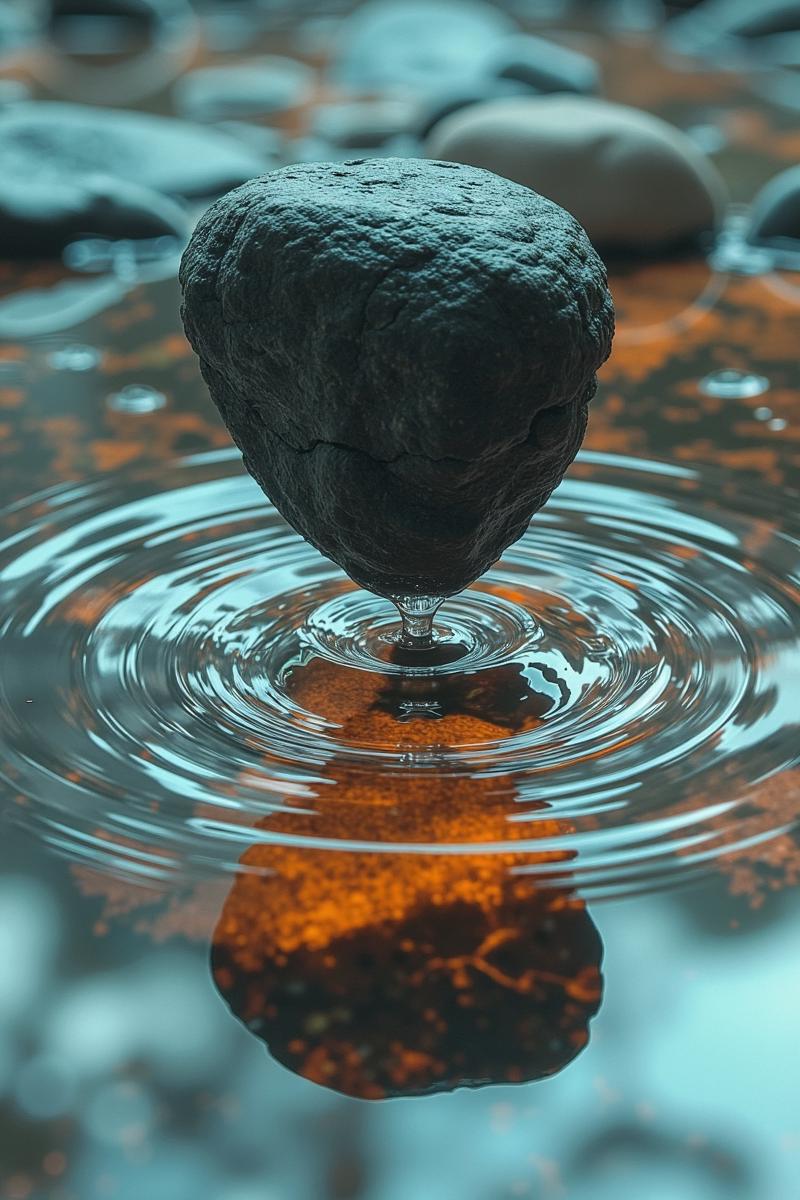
[426,95,727,254]
[180,158,613,597]
[0,102,264,202]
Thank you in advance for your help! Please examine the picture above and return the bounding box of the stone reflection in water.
[211,655,603,1100]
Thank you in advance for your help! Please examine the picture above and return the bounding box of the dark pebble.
[180,158,613,598]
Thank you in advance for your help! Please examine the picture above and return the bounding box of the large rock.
[426,96,727,254]
[180,158,613,598]
[0,102,264,202]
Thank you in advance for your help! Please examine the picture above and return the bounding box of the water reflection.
[211,658,603,1100]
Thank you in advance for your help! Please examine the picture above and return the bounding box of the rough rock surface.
[0,102,264,201]
[747,164,800,250]
[180,158,613,597]
[0,173,188,257]
[426,96,727,254]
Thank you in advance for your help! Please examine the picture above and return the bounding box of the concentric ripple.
[0,449,798,897]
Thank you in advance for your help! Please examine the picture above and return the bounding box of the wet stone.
[488,32,601,95]
[0,173,188,259]
[426,95,727,255]
[0,102,265,203]
[180,157,613,597]
[747,164,800,252]
[330,0,515,93]
[174,56,315,123]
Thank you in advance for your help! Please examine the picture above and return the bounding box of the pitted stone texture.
[180,158,613,596]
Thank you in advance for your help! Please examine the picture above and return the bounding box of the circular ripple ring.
[0,449,797,898]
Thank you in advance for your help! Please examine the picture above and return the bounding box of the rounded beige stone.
[426,95,728,253]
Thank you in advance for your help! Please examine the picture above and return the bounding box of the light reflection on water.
[0,449,797,898]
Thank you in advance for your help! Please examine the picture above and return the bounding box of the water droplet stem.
[391,594,444,650]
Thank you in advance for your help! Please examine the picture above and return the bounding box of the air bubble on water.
[754,406,773,421]
[768,417,788,432]
[48,344,102,372]
[106,384,167,414]
[698,369,770,399]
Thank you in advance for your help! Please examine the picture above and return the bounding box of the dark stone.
[489,33,601,95]
[667,0,800,54]
[747,164,800,250]
[0,174,188,258]
[180,158,613,598]
[413,77,536,142]
[0,102,264,202]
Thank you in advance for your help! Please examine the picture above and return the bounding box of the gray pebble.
[0,173,188,257]
[489,33,600,95]
[330,0,515,93]
[413,77,536,141]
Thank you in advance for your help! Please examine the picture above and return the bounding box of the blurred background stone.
[426,95,728,254]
